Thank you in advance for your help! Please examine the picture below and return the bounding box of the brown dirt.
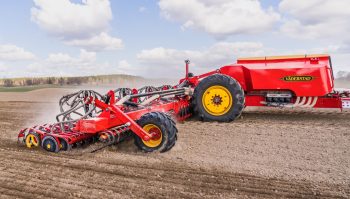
[0,89,349,198]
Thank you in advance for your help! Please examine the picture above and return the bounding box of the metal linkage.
[114,88,133,99]
[156,85,173,91]
[116,87,189,106]
[137,86,158,103]
[56,90,104,131]
[132,87,186,98]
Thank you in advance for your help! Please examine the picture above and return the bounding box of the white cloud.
[137,42,266,77]
[118,60,131,69]
[275,0,350,71]
[64,32,123,51]
[1,48,131,78]
[158,0,280,37]
[117,60,137,74]
[279,0,350,42]
[31,0,123,51]
[46,49,96,64]
[26,49,116,77]
[31,0,112,39]
[330,53,350,72]
[0,44,36,61]
[281,45,350,72]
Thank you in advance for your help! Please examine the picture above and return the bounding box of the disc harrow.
[18,86,193,153]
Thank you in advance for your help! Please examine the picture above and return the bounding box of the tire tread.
[134,112,177,153]
[192,74,245,122]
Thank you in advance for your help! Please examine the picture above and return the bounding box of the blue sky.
[0,0,349,78]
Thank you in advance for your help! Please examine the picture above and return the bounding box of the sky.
[0,0,349,79]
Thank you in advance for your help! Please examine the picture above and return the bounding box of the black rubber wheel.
[58,138,71,151]
[42,136,60,153]
[192,74,245,122]
[134,112,177,153]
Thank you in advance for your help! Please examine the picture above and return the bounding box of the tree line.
[1,77,86,87]
[0,74,143,87]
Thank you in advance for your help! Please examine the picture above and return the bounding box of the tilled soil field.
[0,89,349,198]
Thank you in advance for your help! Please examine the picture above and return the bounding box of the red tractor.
[18,54,350,153]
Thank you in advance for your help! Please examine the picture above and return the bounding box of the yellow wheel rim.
[25,134,39,148]
[202,85,233,116]
[142,124,163,148]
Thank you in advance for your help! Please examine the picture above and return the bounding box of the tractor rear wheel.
[134,112,177,153]
[193,74,245,122]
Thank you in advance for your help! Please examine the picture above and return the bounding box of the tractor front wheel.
[134,112,177,153]
[193,74,245,122]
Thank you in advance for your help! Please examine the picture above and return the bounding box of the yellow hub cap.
[142,124,162,148]
[202,85,233,116]
[25,134,39,148]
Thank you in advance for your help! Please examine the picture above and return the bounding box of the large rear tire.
[134,112,177,153]
[193,74,245,122]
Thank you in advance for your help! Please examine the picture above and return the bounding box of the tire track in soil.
[0,150,348,199]
[0,186,45,199]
